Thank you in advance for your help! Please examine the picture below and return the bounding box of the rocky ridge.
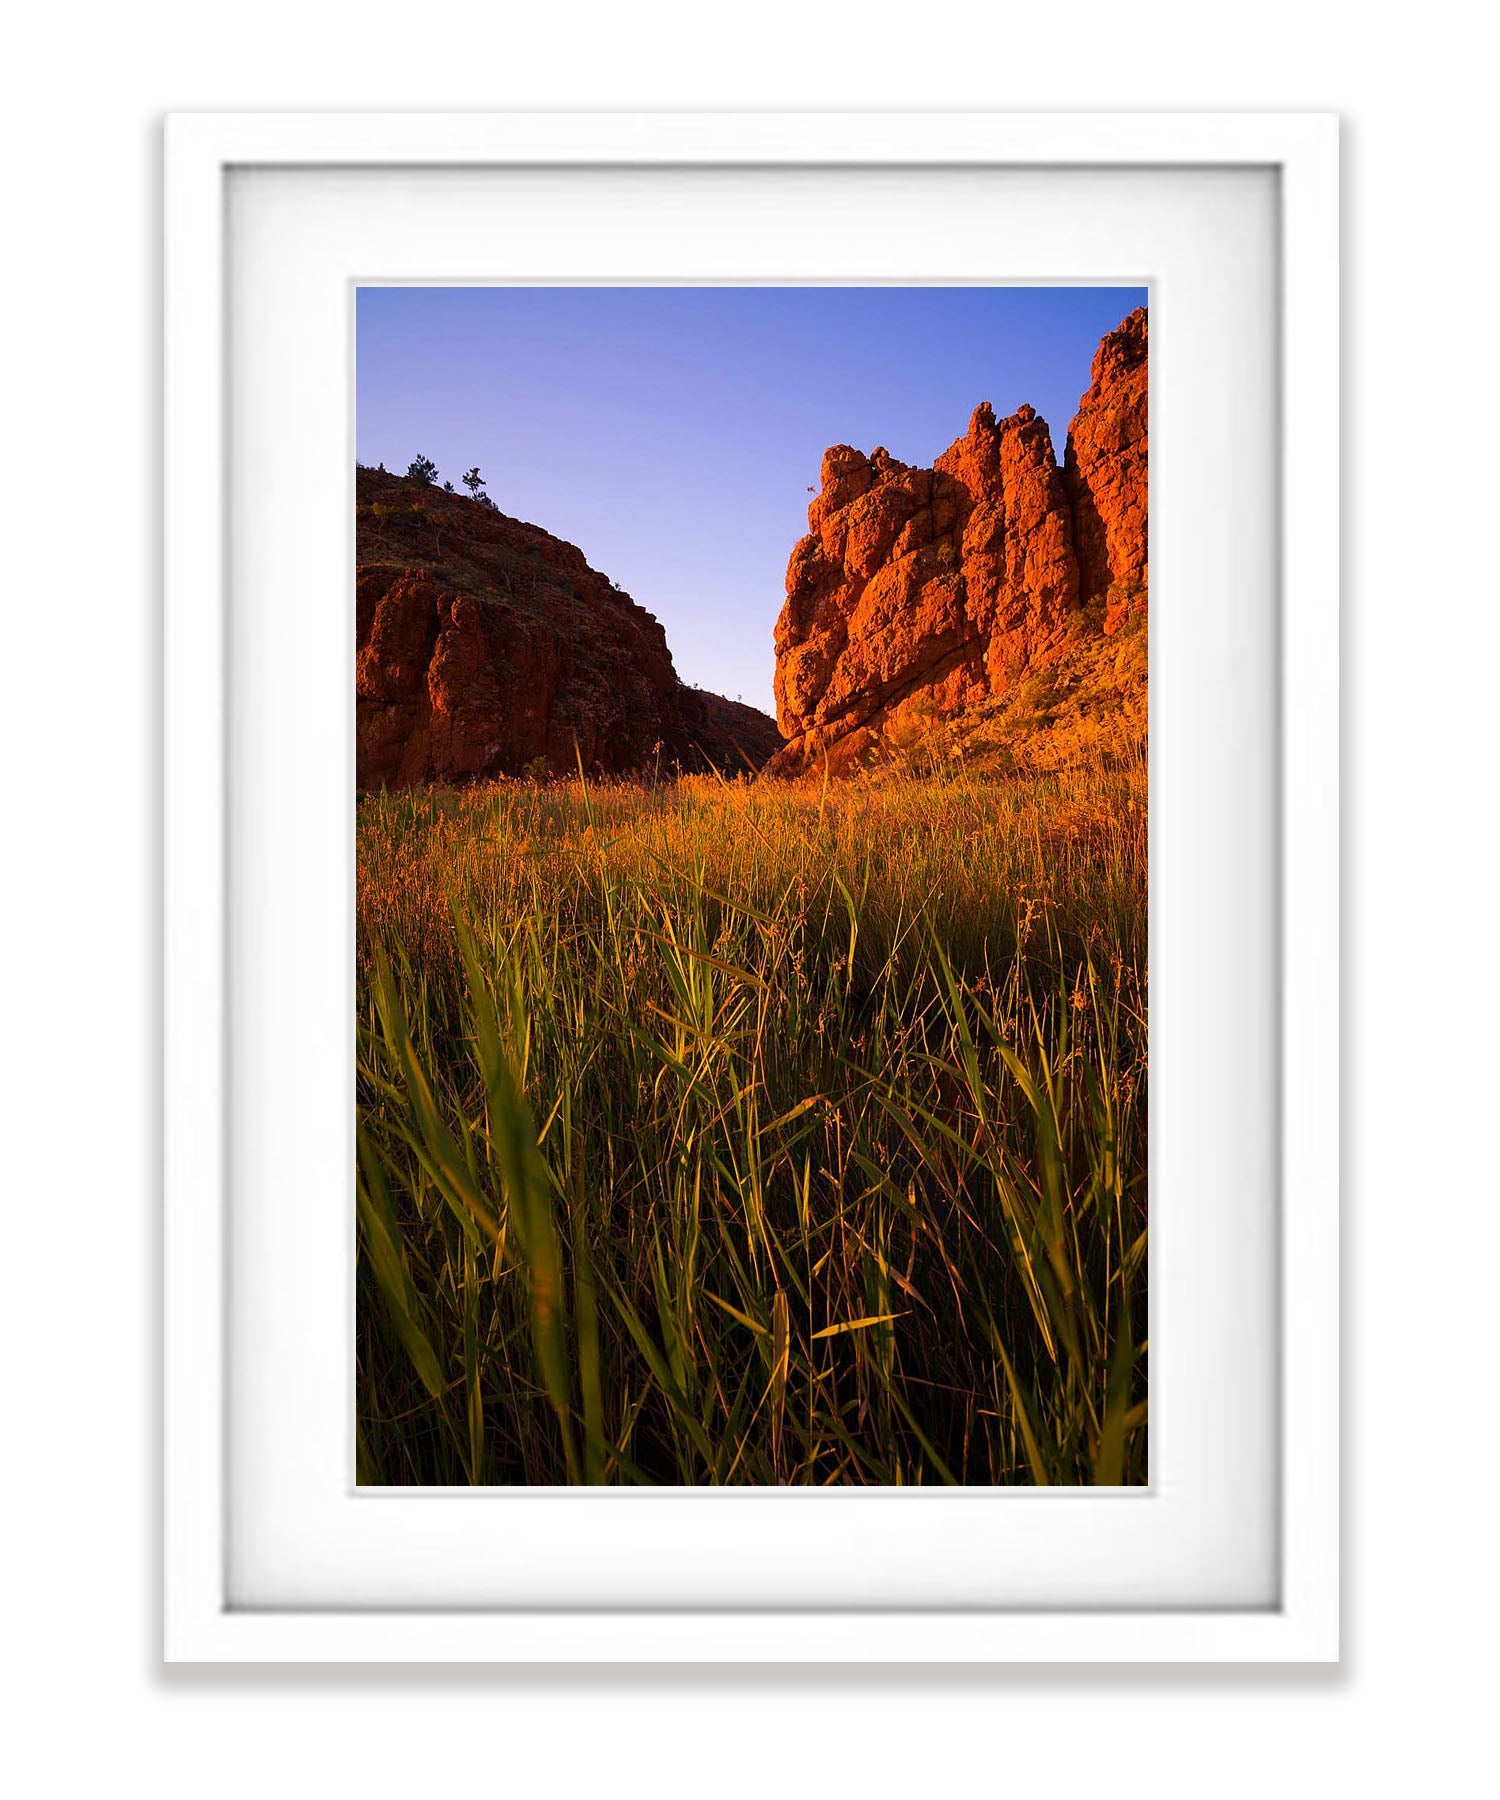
[768,307,1147,775]
[355,469,781,789]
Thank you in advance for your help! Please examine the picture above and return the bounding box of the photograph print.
[355,285,1148,1486]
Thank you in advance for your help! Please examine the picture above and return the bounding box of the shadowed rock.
[355,469,781,789]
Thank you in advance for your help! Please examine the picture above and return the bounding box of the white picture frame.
[165,111,1338,1663]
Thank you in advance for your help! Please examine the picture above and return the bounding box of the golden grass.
[356,755,1147,1485]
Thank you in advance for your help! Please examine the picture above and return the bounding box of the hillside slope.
[355,469,781,788]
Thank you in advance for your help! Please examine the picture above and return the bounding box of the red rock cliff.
[1064,305,1148,633]
[769,307,1147,775]
[356,469,781,789]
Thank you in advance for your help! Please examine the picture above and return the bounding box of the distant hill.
[355,468,782,789]
[768,308,1147,777]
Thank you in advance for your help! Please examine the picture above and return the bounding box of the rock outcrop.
[769,308,1147,775]
[1064,305,1148,633]
[355,469,780,789]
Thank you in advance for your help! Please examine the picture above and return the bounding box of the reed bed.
[356,760,1147,1485]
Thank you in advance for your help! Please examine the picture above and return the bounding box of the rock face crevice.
[355,470,782,789]
[1064,305,1148,632]
[768,307,1147,775]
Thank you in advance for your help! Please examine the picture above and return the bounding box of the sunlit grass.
[356,758,1147,1485]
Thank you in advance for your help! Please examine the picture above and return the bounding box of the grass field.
[356,757,1147,1485]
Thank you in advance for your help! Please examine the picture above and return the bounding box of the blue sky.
[356,286,1146,714]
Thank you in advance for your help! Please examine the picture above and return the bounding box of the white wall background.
[2,3,1494,1791]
